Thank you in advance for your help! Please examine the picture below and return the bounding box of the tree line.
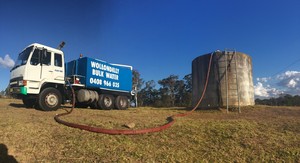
[255,94,300,106]
[132,70,192,107]
[134,70,300,107]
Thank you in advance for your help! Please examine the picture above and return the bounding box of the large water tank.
[192,51,254,108]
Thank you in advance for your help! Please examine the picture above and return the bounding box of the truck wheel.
[115,96,128,110]
[22,96,36,108]
[39,88,62,111]
[98,94,114,110]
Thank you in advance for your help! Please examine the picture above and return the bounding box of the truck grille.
[10,77,23,87]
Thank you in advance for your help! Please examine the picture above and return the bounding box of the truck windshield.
[11,46,34,70]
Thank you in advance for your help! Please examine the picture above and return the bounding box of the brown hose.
[54,53,214,135]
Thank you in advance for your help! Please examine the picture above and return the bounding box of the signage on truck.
[84,58,132,92]
[90,60,120,88]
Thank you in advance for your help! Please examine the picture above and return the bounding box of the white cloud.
[0,54,15,69]
[276,71,300,89]
[254,82,283,98]
[277,71,300,80]
[287,79,297,88]
[255,70,300,99]
[256,77,270,83]
[254,82,269,97]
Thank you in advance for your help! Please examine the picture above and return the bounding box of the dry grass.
[0,98,300,162]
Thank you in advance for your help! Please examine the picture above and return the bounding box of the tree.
[132,70,144,107]
[173,79,184,106]
[181,74,192,106]
[139,80,158,106]
[132,69,144,91]
[255,94,300,106]
[183,74,192,92]
[158,75,178,107]
[133,73,193,107]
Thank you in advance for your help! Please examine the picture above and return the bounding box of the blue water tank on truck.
[9,42,134,111]
[66,57,133,109]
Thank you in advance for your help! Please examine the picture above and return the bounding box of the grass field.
[0,98,300,162]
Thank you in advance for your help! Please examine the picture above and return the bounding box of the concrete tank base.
[192,51,254,109]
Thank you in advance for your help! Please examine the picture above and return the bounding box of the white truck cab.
[10,43,65,111]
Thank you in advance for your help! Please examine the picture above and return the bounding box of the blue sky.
[1,0,300,98]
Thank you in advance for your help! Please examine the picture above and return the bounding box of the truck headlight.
[18,80,27,86]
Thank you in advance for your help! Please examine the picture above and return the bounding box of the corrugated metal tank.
[192,51,254,108]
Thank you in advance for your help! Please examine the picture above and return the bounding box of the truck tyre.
[38,87,62,111]
[115,96,128,110]
[22,96,36,108]
[98,94,114,110]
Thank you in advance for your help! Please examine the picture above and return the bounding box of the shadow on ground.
[0,144,18,163]
[9,103,25,108]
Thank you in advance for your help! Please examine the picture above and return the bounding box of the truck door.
[26,48,53,91]
[27,48,64,85]
[27,48,52,81]
[26,48,42,82]
[40,50,54,82]
[52,53,64,83]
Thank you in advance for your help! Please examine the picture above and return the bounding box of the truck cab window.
[30,49,51,66]
[55,53,62,67]
[14,46,33,68]
[42,52,51,65]
[30,49,40,65]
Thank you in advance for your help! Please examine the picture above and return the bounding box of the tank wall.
[192,54,220,108]
[236,53,254,106]
[192,51,254,108]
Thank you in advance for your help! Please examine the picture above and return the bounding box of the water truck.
[9,42,134,111]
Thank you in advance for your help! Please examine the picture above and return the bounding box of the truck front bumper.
[10,86,27,95]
